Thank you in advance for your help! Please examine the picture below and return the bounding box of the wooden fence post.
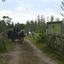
[4,30,6,49]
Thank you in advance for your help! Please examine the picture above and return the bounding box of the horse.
[18,30,25,43]
[11,30,25,43]
[8,30,12,39]
[28,31,32,37]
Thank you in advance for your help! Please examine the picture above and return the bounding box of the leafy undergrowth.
[25,36,64,63]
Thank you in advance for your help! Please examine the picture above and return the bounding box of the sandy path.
[1,39,63,64]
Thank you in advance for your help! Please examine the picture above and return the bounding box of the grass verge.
[6,39,13,51]
[0,39,13,64]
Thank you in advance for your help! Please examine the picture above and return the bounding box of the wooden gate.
[47,34,64,57]
[47,21,63,57]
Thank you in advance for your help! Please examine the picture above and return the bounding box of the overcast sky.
[0,0,63,24]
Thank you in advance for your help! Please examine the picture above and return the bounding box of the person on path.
[32,29,35,40]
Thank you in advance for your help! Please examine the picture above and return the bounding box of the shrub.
[36,32,47,43]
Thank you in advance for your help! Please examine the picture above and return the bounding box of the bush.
[36,32,47,43]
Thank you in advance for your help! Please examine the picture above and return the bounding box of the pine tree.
[50,15,54,22]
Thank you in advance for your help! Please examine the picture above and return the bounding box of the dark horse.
[11,30,25,43]
[7,30,12,39]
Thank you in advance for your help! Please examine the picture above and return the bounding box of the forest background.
[0,14,64,33]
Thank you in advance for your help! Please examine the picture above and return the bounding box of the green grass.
[25,36,64,63]
[0,39,13,64]
[25,36,36,43]
[6,39,13,51]
[0,39,13,53]
[0,60,4,64]
[0,55,4,64]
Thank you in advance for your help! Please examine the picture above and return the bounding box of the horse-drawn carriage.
[8,29,25,43]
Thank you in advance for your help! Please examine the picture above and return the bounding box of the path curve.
[1,39,63,64]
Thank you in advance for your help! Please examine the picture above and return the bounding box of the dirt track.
[1,39,63,64]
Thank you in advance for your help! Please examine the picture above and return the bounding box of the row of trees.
[0,14,64,33]
[25,14,64,33]
[25,15,47,32]
[6,22,25,29]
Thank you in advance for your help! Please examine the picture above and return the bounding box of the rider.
[17,28,20,34]
[28,29,31,32]
[28,29,31,34]
[13,27,17,35]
